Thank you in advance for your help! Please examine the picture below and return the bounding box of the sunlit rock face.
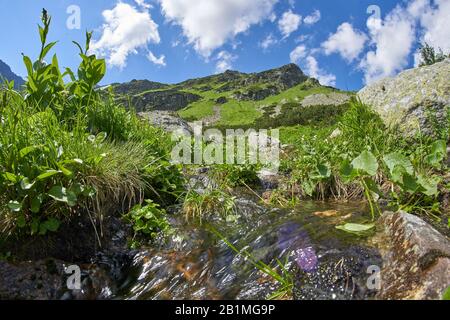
[375,211,450,300]
[358,59,450,138]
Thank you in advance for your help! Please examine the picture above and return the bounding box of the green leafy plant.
[126,199,171,240]
[340,150,381,221]
[418,42,448,67]
[0,9,184,240]
[183,189,237,222]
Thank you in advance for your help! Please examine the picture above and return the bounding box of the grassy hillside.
[111,64,353,129]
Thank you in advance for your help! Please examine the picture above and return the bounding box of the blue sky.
[0,0,448,90]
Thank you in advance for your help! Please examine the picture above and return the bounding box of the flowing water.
[113,196,381,300]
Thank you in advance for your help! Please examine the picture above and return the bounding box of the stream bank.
[0,171,449,300]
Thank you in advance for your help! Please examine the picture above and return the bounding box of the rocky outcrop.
[126,89,202,112]
[233,85,280,101]
[375,211,450,300]
[358,59,450,137]
[139,111,193,135]
[301,93,351,107]
[112,79,168,96]
[242,63,309,91]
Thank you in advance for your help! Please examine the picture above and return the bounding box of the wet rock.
[358,59,450,137]
[257,169,282,190]
[375,211,450,300]
[293,246,382,300]
[0,258,122,300]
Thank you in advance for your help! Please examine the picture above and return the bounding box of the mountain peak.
[0,59,25,89]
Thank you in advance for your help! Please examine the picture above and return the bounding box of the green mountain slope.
[111,64,353,129]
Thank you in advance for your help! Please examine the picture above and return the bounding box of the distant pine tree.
[419,43,447,67]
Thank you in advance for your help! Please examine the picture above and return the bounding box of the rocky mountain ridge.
[0,60,25,89]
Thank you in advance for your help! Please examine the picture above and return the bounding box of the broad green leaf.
[383,152,413,175]
[301,180,315,197]
[3,172,18,183]
[7,201,22,212]
[430,140,446,156]
[402,173,420,193]
[340,159,357,183]
[352,151,378,176]
[316,163,331,179]
[48,186,77,207]
[31,195,43,213]
[42,218,60,233]
[36,170,60,181]
[17,214,26,228]
[425,140,447,167]
[57,163,73,177]
[417,174,440,196]
[69,183,84,196]
[22,55,34,77]
[336,223,375,234]
[20,177,35,190]
[19,145,40,158]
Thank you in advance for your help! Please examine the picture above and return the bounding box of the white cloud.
[305,56,336,86]
[147,51,166,66]
[322,22,368,62]
[91,2,161,68]
[159,0,277,57]
[215,51,237,73]
[134,0,151,9]
[418,0,450,53]
[359,4,416,83]
[260,33,278,50]
[289,45,307,63]
[303,10,321,25]
[278,10,302,38]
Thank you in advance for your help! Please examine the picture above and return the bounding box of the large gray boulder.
[139,111,193,135]
[358,59,450,137]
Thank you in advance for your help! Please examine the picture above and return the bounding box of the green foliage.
[340,150,381,220]
[278,98,448,220]
[210,163,260,188]
[125,200,171,241]
[183,189,237,222]
[419,43,448,67]
[335,223,375,235]
[0,9,184,239]
[256,102,349,129]
[443,286,450,300]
